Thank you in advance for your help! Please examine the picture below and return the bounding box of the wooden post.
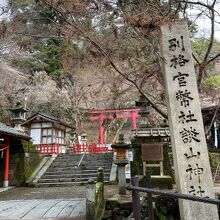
[99,116,104,145]
[95,168,105,220]
[3,137,9,188]
[146,171,154,220]
[131,176,141,220]
[131,111,137,129]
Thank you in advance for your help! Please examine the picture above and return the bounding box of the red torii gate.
[88,108,141,144]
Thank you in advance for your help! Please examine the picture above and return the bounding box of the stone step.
[44,169,111,175]
[57,154,113,157]
[36,152,113,187]
[53,160,112,164]
[58,153,113,158]
[38,176,110,183]
[57,154,82,157]
[55,156,112,159]
[52,161,112,165]
[54,159,80,162]
[42,173,110,179]
[81,157,113,161]
[46,166,111,172]
[47,166,112,172]
[50,163,79,168]
[36,180,111,187]
[50,163,112,169]
[53,157,81,160]
[44,168,111,175]
[52,159,113,164]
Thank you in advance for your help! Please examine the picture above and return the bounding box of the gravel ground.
[0,184,119,201]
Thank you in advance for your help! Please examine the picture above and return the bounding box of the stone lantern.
[80,133,87,144]
[68,129,76,141]
[111,134,130,195]
[9,102,28,131]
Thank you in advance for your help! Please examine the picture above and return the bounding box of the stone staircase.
[36,152,113,187]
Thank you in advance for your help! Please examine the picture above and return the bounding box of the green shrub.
[203,75,220,89]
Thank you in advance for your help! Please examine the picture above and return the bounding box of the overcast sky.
[187,3,220,40]
[0,0,5,7]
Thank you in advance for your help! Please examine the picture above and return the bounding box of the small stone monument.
[111,134,130,195]
[86,168,105,220]
[160,21,218,219]
[95,168,105,220]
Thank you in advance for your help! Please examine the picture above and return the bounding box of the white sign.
[125,150,133,179]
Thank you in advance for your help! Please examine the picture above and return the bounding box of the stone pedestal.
[3,180,8,188]
[114,159,129,195]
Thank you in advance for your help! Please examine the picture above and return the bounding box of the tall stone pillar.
[160,21,218,219]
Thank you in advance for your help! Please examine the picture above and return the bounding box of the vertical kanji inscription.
[160,22,218,220]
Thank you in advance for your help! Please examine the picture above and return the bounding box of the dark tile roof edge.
[22,112,75,129]
[0,122,30,139]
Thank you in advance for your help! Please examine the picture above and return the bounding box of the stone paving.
[0,185,118,200]
[0,199,86,220]
[0,186,87,201]
[0,185,119,220]
[1,184,219,219]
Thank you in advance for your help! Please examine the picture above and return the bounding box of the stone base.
[119,185,126,195]
[114,159,129,166]
[139,175,173,189]
[3,180,9,188]
[105,194,132,219]
[151,175,173,189]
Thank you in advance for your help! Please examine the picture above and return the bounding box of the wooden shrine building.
[22,112,75,154]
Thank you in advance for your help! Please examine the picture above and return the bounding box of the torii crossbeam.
[88,108,140,144]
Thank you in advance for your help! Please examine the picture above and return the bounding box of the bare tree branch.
[192,53,200,65]
[42,0,168,118]
[176,1,212,9]
[176,0,219,90]
[207,53,220,64]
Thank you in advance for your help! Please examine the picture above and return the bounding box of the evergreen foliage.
[203,75,220,90]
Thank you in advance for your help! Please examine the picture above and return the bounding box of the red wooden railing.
[36,144,60,155]
[73,143,113,153]
[35,143,113,155]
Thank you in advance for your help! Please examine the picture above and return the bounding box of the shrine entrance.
[88,108,141,144]
[0,123,30,188]
[0,137,10,187]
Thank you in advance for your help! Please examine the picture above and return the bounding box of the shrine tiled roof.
[0,122,30,139]
[22,112,74,129]
[133,127,170,137]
